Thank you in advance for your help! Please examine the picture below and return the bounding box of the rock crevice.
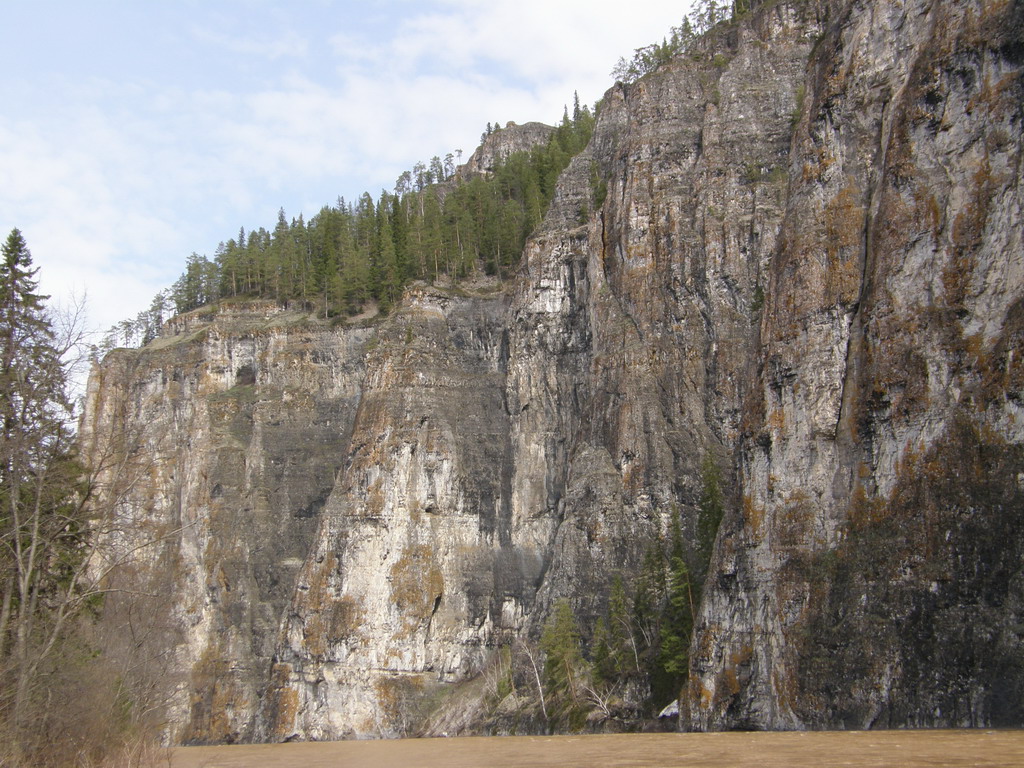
[81,0,1024,741]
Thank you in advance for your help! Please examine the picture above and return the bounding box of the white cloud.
[1,0,693,342]
[0,115,183,333]
[389,0,691,95]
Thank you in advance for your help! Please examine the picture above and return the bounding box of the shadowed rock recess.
[80,0,1023,743]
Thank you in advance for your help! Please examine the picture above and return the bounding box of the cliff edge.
[80,0,1024,742]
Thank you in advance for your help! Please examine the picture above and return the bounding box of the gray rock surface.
[80,0,1024,742]
[460,121,556,178]
[80,303,371,743]
[690,0,1024,731]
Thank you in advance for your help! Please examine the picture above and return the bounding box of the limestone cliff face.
[258,284,514,739]
[81,0,1023,742]
[460,121,556,178]
[258,1,821,739]
[690,0,1024,731]
[80,303,371,743]
[520,0,822,631]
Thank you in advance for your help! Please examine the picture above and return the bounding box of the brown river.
[171,729,1024,767]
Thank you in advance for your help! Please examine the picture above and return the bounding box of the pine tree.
[338,205,370,314]
[429,156,445,185]
[308,205,338,317]
[607,572,636,677]
[270,209,293,301]
[594,572,638,686]
[656,515,697,705]
[632,540,665,657]
[171,252,218,314]
[540,599,586,726]
[0,230,64,420]
[374,198,401,310]
[661,565,694,676]
[592,615,614,685]
[290,213,313,303]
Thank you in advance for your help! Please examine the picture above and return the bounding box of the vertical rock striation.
[691,0,1024,731]
[260,284,514,739]
[80,304,371,743]
[261,0,821,738]
[522,0,823,632]
[80,0,1024,741]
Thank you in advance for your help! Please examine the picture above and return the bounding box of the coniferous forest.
[101,105,595,352]
[100,0,735,351]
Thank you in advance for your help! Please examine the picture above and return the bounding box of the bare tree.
[0,230,89,744]
[0,230,180,766]
[516,639,548,722]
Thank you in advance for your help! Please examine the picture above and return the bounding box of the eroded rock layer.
[691,0,1024,731]
[81,0,1023,742]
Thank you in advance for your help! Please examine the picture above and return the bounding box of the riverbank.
[171,729,1024,767]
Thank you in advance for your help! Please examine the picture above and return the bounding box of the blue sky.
[1,1,690,336]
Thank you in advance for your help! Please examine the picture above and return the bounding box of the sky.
[1,0,690,338]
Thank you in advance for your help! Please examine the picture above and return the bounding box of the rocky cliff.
[460,121,556,178]
[80,0,1023,742]
[691,0,1024,730]
[80,303,373,742]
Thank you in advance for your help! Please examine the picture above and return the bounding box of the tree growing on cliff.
[697,453,725,580]
[611,16,694,84]
[611,0,748,86]
[541,599,588,729]
[657,517,697,701]
[593,572,638,686]
[110,100,597,347]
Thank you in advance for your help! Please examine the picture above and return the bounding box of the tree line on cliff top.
[99,102,595,353]
[611,0,748,84]
[100,1,748,354]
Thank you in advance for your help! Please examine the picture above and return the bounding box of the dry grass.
[169,730,1024,768]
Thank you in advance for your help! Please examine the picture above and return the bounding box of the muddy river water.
[171,729,1023,767]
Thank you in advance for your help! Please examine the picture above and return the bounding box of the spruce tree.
[607,572,635,677]
[656,515,697,704]
[697,453,725,579]
[0,230,63,420]
[540,599,586,727]
[591,615,614,685]
[632,540,665,658]
[374,199,401,310]
[0,229,86,741]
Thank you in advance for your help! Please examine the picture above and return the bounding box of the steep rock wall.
[261,0,820,739]
[460,121,556,178]
[691,0,1024,731]
[259,284,514,739]
[524,0,823,632]
[80,0,1024,742]
[80,304,370,743]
